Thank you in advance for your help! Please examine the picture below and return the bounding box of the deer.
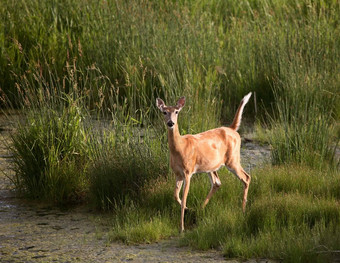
[156,92,252,232]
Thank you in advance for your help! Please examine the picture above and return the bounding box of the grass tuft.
[10,95,90,204]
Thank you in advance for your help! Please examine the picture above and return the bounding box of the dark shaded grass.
[88,129,169,210]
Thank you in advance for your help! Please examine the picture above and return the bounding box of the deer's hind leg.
[202,171,221,208]
[227,164,251,212]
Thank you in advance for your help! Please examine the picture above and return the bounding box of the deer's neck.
[167,124,183,153]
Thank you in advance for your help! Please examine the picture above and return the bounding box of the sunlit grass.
[94,164,339,262]
[180,165,340,262]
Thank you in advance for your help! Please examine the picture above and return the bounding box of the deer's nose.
[167,121,174,127]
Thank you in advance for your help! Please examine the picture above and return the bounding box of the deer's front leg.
[174,174,184,207]
[181,174,191,232]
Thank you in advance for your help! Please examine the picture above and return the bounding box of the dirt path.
[0,117,272,262]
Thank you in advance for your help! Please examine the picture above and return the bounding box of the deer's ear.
[156,98,165,111]
[176,97,186,110]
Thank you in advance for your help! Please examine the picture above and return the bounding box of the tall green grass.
[269,85,338,169]
[1,0,339,119]
[2,0,339,261]
[10,95,90,203]
[2,0,339,166]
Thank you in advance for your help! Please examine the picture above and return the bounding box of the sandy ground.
[0,115,273,263]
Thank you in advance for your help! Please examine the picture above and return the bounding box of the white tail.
[157,93,252,232]
[229,92,252,131]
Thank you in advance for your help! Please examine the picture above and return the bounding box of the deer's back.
[172,127,241,175]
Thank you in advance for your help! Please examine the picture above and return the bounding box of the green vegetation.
[10,95,90,204]
[1,0,339,262]
[182,166,339,261]
[101,165,339,262]
[89,128,169,210]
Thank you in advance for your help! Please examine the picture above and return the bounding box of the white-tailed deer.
[156,93,252,232]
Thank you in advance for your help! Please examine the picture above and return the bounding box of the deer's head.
[156,97,186,129]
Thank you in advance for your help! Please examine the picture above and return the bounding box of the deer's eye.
[163,111,167,115]
[175,111,179,114]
